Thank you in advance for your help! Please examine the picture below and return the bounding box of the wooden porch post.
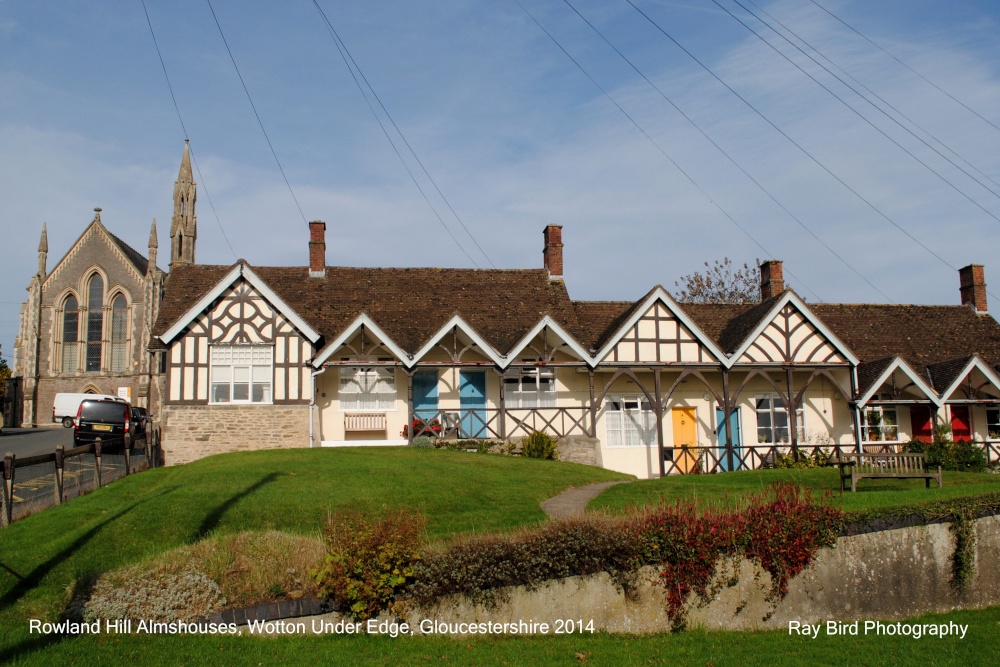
[785,366,799,457]
[655,368,666,478]
[406,370,414,445]
[588,369,597,438]
[496,368,507,440]
[849,368,863,454]
[722,369,734,472]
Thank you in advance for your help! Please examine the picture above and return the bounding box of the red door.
[950,406,971,441]
[909,406,934,443]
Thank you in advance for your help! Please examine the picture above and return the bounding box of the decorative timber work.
[608,302,712,363]
[738,303,848,364]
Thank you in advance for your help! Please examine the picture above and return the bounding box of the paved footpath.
[540,481,625,519]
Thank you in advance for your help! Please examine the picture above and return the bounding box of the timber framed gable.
[730,292,857,367]
[594,288,726,366]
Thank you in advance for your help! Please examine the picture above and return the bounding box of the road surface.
[0,426,75,460]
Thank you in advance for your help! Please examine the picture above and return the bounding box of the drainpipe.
[310,368,323,448]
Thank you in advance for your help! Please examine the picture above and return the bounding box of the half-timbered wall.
[606,302,712,363]
[166,279,313,404]
[737,303,848,364]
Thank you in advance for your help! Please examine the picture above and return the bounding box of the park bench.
[837,452,942,492]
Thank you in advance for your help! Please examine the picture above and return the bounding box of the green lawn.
[0,448,628,661]
[3,450,998,665]
[5,605,998,666]
[588,467,1000,516]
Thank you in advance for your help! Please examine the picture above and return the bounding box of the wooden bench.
[837,452,942,492]
[344,413,387,433]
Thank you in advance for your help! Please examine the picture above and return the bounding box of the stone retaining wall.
[163,404,310,465]
[400,514,1000,633]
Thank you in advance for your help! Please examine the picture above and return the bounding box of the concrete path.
[540,481,625,519]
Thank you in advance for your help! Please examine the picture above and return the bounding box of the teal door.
[459,371,487,438]
[413,371,439,420]
[716,407,743,472]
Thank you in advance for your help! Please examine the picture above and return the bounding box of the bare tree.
[674,258,761,303]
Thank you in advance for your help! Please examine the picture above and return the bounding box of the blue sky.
[3,0,1000,363]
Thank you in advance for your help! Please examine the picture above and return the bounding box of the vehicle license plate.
[93,424,112,432]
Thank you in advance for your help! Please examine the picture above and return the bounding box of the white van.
[52,393,123,427]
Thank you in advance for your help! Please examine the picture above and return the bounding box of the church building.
[12,142,197,428]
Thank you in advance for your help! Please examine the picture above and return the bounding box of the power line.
[513,0,823,302]
[623,0,957,275]
[204,0,308,225]
[140,0,236,261]
[309,1,486,268]
[559,0,890,302]
[716,0,1000,225]
[810,0,1000,137]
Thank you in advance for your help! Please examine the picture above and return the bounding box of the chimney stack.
[760,260,784,300]
[959,264,987,313]
[309,221,326,278]
[543,224,563,280]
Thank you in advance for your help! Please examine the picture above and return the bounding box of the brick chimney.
[760,260,784,300]
[543,224,563,280]
[309,221,326,278]
[959,264,987,313]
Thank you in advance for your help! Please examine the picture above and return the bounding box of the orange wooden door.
[672,407,697,473]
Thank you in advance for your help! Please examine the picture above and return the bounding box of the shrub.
[522,431,557,460]
[774,449,832,469]
[84,571,226,623]
[411,436,435,449]
[312,509,425,620]
[408,516,642,608]
[905,438,988,473]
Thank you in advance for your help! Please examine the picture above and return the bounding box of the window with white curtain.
[339,367,396,411]
[210,345,273,403]
[504,367,555,408]
[605,395,656,447]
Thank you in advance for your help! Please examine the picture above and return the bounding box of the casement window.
[987,408,1000,440]
[755,394,804,444]
[862,397,899,442]
[210,345,273,403]
[605,395,655,447]
[61,295,79,373]
[339,366,396,411]
[503,367,555,408]
[110,294,129,372]
[85,274,104,372]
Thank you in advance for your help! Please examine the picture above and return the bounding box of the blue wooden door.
[716,407,743,472]
[459,371,487,438]
[413,371,439,420]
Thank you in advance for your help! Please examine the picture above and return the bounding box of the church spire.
[170,140,197,267]
[148,218,158,274]
[37,223,48,277]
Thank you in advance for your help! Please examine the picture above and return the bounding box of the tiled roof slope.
[106,230,150,276]
[809,304,1000,384]
[154,264,581,355]
[569,301,637,351]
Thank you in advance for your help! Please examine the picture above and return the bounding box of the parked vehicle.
[130,406,149,440]
[53,392,122,428]
[73,399,134,450]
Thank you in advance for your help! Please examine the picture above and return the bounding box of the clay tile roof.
[153,264,582,356]
[925,356,975,393]
[856,356,895,396]
[809,304,1000,379]
[570,300,638,351]
[681,301,765,352]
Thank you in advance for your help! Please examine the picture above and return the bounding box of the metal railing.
[1,428,162,527]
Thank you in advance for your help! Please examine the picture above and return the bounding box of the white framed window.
[755,394,804,444]
[862,396,899,442]
[605,395,655,447]
[210,345,273,404]
[986,408,1000,440]
[504,367,555,408]
[339,367,396,411]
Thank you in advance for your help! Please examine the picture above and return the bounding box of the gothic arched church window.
[61,295,79,373]
[110,293,128,372]
[86,274,104,372]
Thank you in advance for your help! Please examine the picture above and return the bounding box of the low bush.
[773,449,832,469]
[84,571,227,623]
[312,509,425,620]
[522,431,557,460]
[904,439,988,473]
[411,436,436,449]
[408,516,641,608]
